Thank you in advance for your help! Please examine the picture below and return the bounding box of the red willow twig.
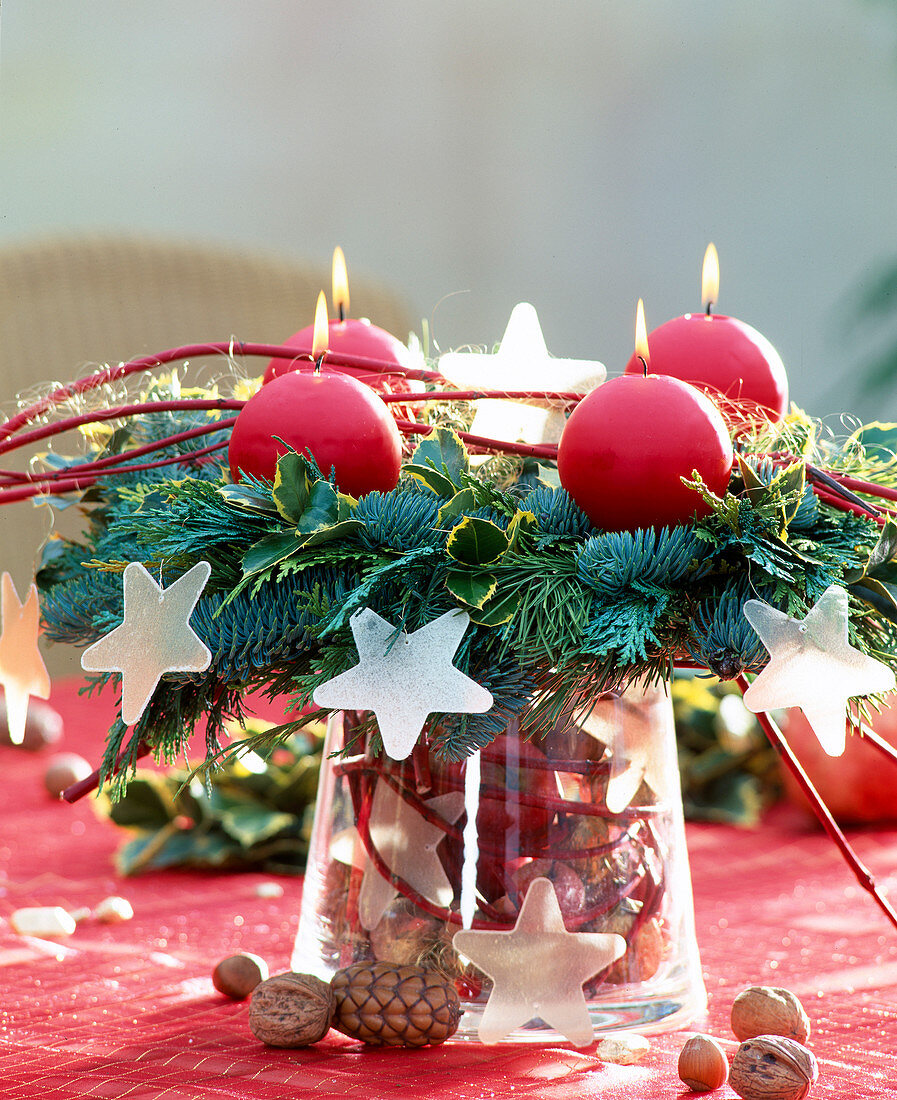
[0,440,232,505]
[0,341,448,445]
[736,674,897,933]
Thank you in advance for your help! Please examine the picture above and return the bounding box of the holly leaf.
[506,510,537,552]
[404,464,457,497]
[845,519,897,584]
[297,519,363,548]
[241,531,300,577]
[295,479,340,533]
[848,576,897,625]
[404,428,469,496]
[219,482,279,515]
[445,569,498,609]
[446,517,509,566]
[468,587,520,627]
[411,428,468,482]
[272,452,310,523]
[437,488,479,526]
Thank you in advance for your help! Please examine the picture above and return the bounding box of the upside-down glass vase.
[292,683,706,1042]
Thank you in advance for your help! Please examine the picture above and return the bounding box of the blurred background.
[3,0,897,412]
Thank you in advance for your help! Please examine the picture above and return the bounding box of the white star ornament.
[313,608,493,761]
[438,303,605,446]
[330,787,466,930]
[81,561,212,725]
[0,573,51,744]
[742,585,895,756]
[452,877,626,1046]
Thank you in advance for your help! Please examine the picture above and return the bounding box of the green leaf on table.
[219,805,298,849]
[105,775,175,829]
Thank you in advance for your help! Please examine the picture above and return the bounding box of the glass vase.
[292,683,706,1042]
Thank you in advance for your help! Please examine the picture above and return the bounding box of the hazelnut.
[249,972,334,1047]
[212,953,269,999]
[678,1034,729,1092]
[729,1035,818,1100]
[731,986,810,1044]
[44,753,92,798]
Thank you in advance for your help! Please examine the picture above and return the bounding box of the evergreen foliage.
[34,383,897,787]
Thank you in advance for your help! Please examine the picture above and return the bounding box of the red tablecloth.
[2,682,897,1099]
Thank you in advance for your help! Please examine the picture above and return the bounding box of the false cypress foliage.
[34,398,897,786]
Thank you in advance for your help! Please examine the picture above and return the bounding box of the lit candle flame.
[635,298,649,367]
[702,243,719,311]
[312,290,330,357]
[332,246,349,318]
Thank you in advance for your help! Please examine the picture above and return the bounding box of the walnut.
[731,986,810,1044]
[249,972,334,1047]
[729,1035,818,1100]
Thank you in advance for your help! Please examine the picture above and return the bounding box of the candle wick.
[338,304,346,322]
[637,355,649,377]
[705,302,714,316]
[313,352,326,376]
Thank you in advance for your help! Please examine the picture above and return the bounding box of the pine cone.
[331,962,462,1047]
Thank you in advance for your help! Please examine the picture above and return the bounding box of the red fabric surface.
[2,682,897,1099]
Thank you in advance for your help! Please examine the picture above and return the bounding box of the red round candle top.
[623,312,788,424]
[557,373,734,532]
[228,369,402,498]
[263,319,413,390]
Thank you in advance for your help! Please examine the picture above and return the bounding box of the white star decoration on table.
[312,608,493,760]
[331,786,466,930]
[81,561,212,725]
[438,303,606,446]
[0,573,50,744]
[742,584,896,756]
[453,877,626,1046]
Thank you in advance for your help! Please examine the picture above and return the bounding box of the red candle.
[623,245,788,425]
[228,368,403,498]
[263,247,415,391]
[558,301,734,532]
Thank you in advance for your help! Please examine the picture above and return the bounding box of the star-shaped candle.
[438,303,605,446]
[81,561,212,725]
[0,573,51,744]
[331,786,466,930]
[452,877,626,1046]
[742,585,895,756]
[313,608,493,760]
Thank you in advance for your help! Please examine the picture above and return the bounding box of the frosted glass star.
[452,877,626,1046]
[313,608,493,760]
[592,686,675,813]
[438,303,605,446]
[331,787,466,930]
[742,585,895,756]
[81,561,212,725]
[0,574,51,745]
